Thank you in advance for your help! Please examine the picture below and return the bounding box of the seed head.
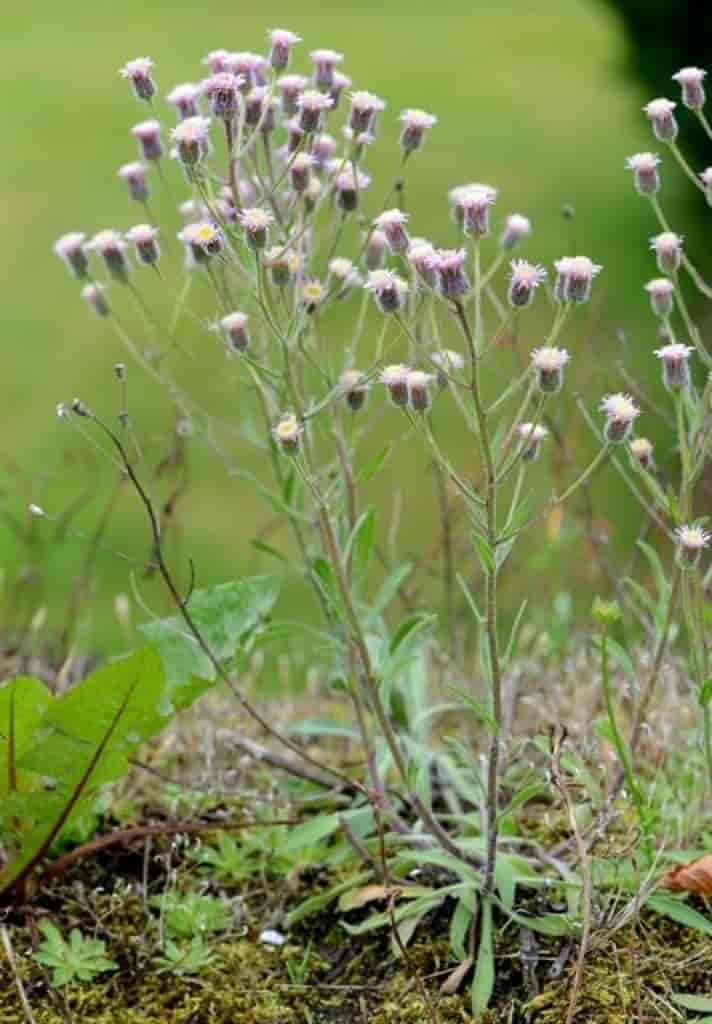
[81,282,110,317]
[672,67,706,111]
[625,152,661,195]
[131,119,163,161]
[517,422,549,461]
[449,183,498,237]
[600,393,640,443]
[399,108,437,153]
[500,213,531,250]
[125,224,160,265]
[650,231,683,273]
[644,277,674,317]
[273,413,302,455]
[406,369,435,412]
[379,364,410,406]
[508,260,547,308]
[269,28,302,70]
[531,346,570,393]
[238,207,274,249]
[118,161,149,201]
[348,90,386,135]
[643,98,678,141]
[630,437,655,471]
[89,229,129,279]
[434,248,470,299]
[309,48,344,89]
[674,523,710,568]
[700,167,712,206]
[654,342,694,390]
[54,232,89,279]
[374,209,410,253]
[297,88,334,132]
[120,57,156,102]
[339,369,370,411]
[277,73,308,116]
[166,82,201,120]
[219,311,250,353]
[365,270,408,314]
[553,255,602,303]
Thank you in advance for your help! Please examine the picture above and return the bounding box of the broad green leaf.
[450,893,476,961]
[0,676,52,800]
[140,576,280,688]
[672,994,712,1013]
[646,893,712,937]
[471,898,494,1014]
[341,891,445,936]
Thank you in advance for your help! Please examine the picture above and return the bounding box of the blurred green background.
[0,0,706,653]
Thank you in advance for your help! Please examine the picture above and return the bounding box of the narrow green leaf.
[249,538,286,562]
[278,813,341,857]
[471,531,495,575]
[646,893,712,937]
[471,898,494,1014]
[356,444,392,485]
[672,994,712,1013]
[344,507,376,582]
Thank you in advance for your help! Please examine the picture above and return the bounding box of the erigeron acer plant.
[33,33,712,1012]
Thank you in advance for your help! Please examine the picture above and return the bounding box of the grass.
[0,0,697,650]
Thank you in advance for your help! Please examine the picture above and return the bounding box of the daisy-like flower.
[399,109,437,153]
[700,167,712,206]
[625,152,661,196]
[269,28,302,70]
[302,278,325,312]
[273,414,303,455]
[508,260,547,308]
[171,116,212,173]
[407,238,439,288]
[118,161,149,202]
[334,167,371,212]
[449,183,498,237]
[531,346,570,393]
[339,369,370,412]
[374,209,410,253]
[380,364,411,406]
[672,67,707,111]
[600,393,640,443]
[309,48,344,89]
[630,437,655,471]
[553,256,602,303]
[365,228,388,270]
[277,73,308,116]
[517,422,549,461]
[365,270,408,313]
[88,229,129,279]
[674,523,710,568]
[178,221,224,264]
[650,231,683,274]
[434,248,470,299]
[166,83,201,120]
[644,278,675,317]
[431,349,464,388]
[54,232,89,279]
[297,89,334,133]
[348,90,386,135]
[219,311,250,353]
[131,119,163,161]
[120,57,156,101]
[202,72,241,119]
[500,213,531,251]
[654,342,694,389]
[238,207,274,249]
[406,369,435,412]
[125,224,160,265]
[643,98,678,142]
[81,282,110,317]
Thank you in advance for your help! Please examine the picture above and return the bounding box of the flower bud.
[644,278,675,317]
[238,207,274,249]
[202,72,241,120]
[54,232,89,279]
[219,311,250,353]
[517,422,548,461]
[643,98,678,141]
[625,152,661,195]
[289,152,314,193]
[365,229,388,270]
[674,524,710,569]
[328,258,361,293]
[125,224,160,265]
[277,74,308,117]
[600,393,640,443]
[334,167,371,212]
[531,346,570,393]
[118,161,149,202]
[273,413,302,455]
[365,270,408,313]
[449,183,497,238]
[431,349,464,388]
[348,90,386,135]
[434,248,470,299]
[553,256,602,303]
[399,108,437,153]
[406,370,434,412]
[309,48,343,89]
[508,260,546,308]
[630,437,654,471]
[700,167,712,206]
[166,83,201,120]
[245,85,268,127]
[81,282,110,317]
[407,238,439,288]
[303,177,323,213]
[329,72,352,110]
[380,364,410,406]
[170,116,212,174]
[131,119,163,161]
[654,342,694,389]
[672,67,706,111]
[263,246,293,288]
[120,57,156,102]
[297,89,333,133]
[89,230,129,279]
[311,132,337,169]
[650,231,683,273]
[500,213,531,251]
[269,29,301,70]
[339,369,370,411]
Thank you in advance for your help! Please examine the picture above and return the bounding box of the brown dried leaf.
[659,855,712,895]
[338,884,392,911]
[440,955,474,995]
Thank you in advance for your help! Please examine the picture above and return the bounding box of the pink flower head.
[407,238,439,288]
[334,167,371,212]
[238,207,274,249]
[553,255,602,303]
[500,213,531,251]
[599,393,640,443]
[365,228,388,270]
[277,73,308,116]
[434,248,470,299]
[700,167,712,206]
[508,260,547,308]
[654,342,694,389]
[643,98,678,142]
[379,364,410,406]
[517,422,549,461]
[449,183,498,237]
[228,52,268,89]
[297,88,334,133]
[674,523,710,567]
[170,116,212,173]
[81,282,110,317]
[54,232,89,279]
[329,71,352,109]
[311,132,337,169]
[131,119,163,161]
[374,209,410,254]
[309,48,344,89]
[219,311,250,353]
[348,90,386,135]
[406,369,435,412]
[672,67,707,111]
[644,277,675,317]
[531,346,570,393]
[650,231,683,273]
[202,50,232,73]
[166,82,201,120]
[120,57,156,102]
[118,161,149,202]
[245,85,269,126]
[284,116,305,153]
[89,229,129,279]
[399,109,437,153]
[202,72,241,119]
[289,152,315,193]
[365,270,408,314]
[625,152,661,195]
[269,28,302,71]
[125,223,160,265]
